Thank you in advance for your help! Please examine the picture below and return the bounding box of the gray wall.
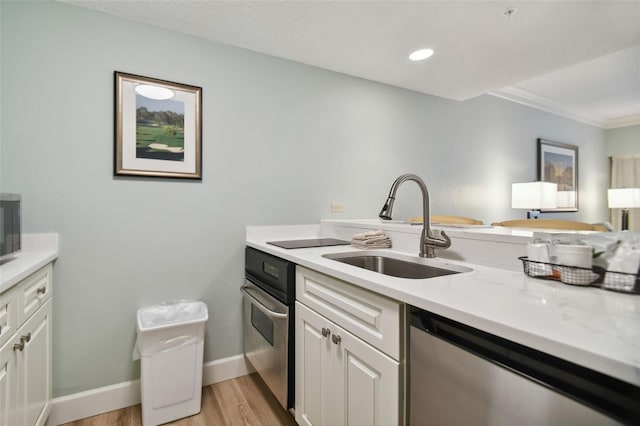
[1,1,609,397]
[605,124,640,157]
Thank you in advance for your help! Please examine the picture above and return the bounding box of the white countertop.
[322,218,599,243]
[247,223,640,387]
[0,234,59,293]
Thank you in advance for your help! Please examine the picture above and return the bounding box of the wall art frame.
[114,71,202,179]
[537,138,578,212]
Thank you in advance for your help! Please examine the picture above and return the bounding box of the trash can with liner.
[133,300,208,426]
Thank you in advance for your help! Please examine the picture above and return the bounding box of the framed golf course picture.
[537,138,578,212]
[114,71,202,179]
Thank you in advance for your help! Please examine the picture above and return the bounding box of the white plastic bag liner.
[133,300,208,360]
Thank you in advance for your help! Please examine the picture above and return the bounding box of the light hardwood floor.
[61,374,297,426]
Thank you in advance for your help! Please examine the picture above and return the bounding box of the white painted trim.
[46,380,142,426]
[490,86,608,128]
[607,114,640,129]
[46,354,255,426]
[202,353,255,385]
[491,87,640,129]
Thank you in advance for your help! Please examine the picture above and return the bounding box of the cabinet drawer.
[296,266,401,360]
[0,288,18,350]
[16,264,52,327]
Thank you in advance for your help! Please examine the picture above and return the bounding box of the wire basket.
[518,256,640,295]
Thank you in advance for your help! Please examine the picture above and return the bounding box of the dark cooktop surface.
[267,238,350,249]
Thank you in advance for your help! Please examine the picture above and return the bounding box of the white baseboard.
[46,354,255,426]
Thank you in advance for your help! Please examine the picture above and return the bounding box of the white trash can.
[134,301,208,426]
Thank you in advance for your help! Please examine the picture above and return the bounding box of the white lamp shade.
[556,190,576,208]
[512,182,558,209]
[608,188,640,208]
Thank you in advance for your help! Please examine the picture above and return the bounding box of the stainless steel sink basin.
[322,251,472,279]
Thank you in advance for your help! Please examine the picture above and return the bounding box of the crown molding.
[490,86,640,130]
[606,114,640,129]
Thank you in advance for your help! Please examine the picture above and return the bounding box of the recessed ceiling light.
[409,48,434,61]
[135,84,175,100]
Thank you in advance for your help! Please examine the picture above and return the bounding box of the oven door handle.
[241,286,288,320]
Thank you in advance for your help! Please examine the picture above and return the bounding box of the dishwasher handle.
[409,306,438,334]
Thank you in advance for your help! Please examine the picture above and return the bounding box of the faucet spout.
[379,174,451,258]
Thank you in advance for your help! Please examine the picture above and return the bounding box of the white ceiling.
[61,0,640,129]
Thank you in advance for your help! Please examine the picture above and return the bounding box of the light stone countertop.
[0,234,59,293]
[246,223,640,388]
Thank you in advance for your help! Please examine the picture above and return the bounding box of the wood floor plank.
[166,417,196,426]
[212,379,259,425]
[212,377,247,408]
[192,385,227,426]
[60,374,296,426]
[222,401,262,426]
[235,374,297,426]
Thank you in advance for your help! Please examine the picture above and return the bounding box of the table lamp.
[512,182,558,219]
[607,188,640,230]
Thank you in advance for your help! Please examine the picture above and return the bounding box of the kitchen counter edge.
[246,233,640,388]
[1,233,59,293]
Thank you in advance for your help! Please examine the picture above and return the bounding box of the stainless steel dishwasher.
[409,306,639,425]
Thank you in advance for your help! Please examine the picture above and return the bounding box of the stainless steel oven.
[242,247,295,409]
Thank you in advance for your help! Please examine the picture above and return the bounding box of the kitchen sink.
[322,251,472,279]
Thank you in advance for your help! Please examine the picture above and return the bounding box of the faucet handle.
[426,229,451,249]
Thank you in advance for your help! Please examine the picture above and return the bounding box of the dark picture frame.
[114,71,202,179]
[537,138,578,212]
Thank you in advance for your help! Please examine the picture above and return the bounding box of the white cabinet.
[0,334,17,426]
[295,266,402,426]
[296,303,399,426]
[0,264,53,426]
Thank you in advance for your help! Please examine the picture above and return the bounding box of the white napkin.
[351,229,392,248]
[526,243,552,276]
[352,230,387,240]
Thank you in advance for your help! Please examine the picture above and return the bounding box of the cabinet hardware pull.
[21,333,31,344]
[37,286,47,295]
[14,342,24,351]
[331,334,342,345]
[322,328,331,338]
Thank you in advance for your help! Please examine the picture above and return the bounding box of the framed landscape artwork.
[114,71,202,179]
[537,138,578,212]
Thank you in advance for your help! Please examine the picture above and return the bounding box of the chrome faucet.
[379,174,451,258]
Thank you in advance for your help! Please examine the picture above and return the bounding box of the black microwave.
[1,193,21,262]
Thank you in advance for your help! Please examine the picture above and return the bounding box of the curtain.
[610,155,640,231]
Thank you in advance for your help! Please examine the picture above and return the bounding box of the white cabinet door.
[295,302,333,426]
[333,322,400,426]
[15,299,52,426]
[296,302,400,426]
[0,337,18,426]
[0,286,18,349]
